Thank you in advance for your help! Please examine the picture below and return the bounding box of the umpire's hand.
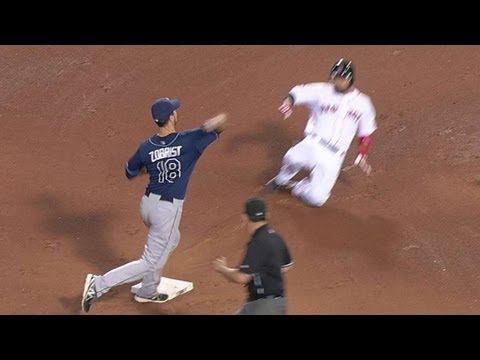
[212,257,227,272]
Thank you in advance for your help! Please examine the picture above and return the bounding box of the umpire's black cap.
[245,197,267,222]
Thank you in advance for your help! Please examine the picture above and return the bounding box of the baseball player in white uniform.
[264,58,377,207]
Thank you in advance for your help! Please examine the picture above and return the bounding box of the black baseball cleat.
[134,293,169,304]
[264,178,298,193]
[264,178,281,193]
[284,180,298,190]
[81,274,98,314]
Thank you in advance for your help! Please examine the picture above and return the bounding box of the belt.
[312,136,346,156]
[250,295,283,301]
[262,295,283,300]
[144,189,175,203]
[318,138,340,154]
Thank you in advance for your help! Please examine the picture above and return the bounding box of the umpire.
[212,197,293,315]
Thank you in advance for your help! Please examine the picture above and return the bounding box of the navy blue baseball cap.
[151,97,181,124]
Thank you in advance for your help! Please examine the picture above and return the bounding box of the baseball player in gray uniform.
[81,97,227,313]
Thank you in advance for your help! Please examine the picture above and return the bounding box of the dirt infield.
[1,46,479,314]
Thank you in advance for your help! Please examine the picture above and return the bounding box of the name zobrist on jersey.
[149,146,182,163]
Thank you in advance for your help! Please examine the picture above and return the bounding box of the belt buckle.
[145,190,172,203]
[160,195,174,203]
[319,138,338,154]
[264,295,281,300]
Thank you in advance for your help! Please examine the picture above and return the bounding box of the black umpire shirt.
[238,224,293,302]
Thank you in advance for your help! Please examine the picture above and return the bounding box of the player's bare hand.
[203,113,228,133]
[212,256,227,272]
[278,99,293,120]
[354,154,372,175]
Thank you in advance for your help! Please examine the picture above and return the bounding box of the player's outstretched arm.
[202,113,228,134]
